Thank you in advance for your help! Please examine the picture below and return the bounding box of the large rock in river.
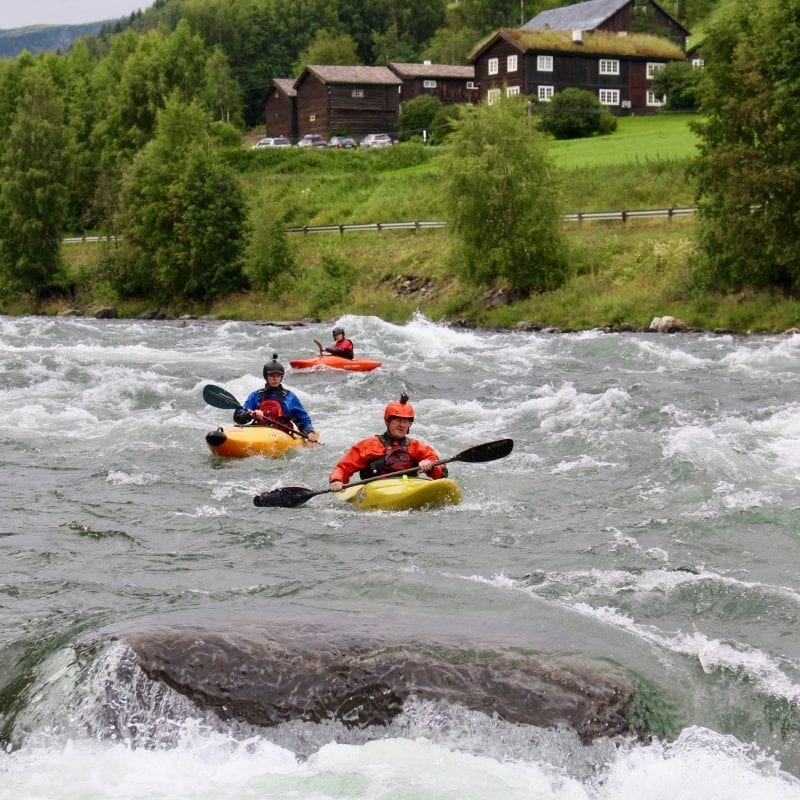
[114,613,638,742]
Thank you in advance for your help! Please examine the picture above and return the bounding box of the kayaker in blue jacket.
[234,354,319,442]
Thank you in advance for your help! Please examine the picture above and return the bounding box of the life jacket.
[255,389,291,428]
[359,433,413,479]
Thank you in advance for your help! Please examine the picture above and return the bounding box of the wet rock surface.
[121,619,637,742]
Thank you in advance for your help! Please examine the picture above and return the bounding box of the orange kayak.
[289,354,382,372]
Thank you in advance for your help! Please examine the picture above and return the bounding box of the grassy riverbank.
[26,115,800,333]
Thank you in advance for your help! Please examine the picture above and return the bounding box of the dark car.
[329,136,357,149]
[360,133,394,149]
[297,133,329,148]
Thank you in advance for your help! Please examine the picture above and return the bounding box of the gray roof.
[270,78,296,97]
[304,65,401,85]
[389,62,474,79]
[523,0,629,31]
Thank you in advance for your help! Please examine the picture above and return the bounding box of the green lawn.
[548,113,702,168]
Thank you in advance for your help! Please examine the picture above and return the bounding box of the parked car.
[329,136,357,149]
[360,133,394,149]
[252,137,292,149]
[297,133,329,148]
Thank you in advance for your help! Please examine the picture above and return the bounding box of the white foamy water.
[3,314,800,796]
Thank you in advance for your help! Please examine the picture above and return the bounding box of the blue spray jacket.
[234,385,315,434]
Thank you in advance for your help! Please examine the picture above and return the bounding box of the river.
[1,313,800,799]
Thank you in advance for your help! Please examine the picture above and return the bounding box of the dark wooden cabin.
[470,27,685,114]
[524,0,689,50]
[263,79,297,141]
[389,62,478,105]
[294,65,401,138]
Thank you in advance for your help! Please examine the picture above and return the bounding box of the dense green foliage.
[691,0,800,293]
[650,61,703,112]
[397,95,443,141]
[111,98,247,301]
[0,62,73,299]
[537,88,617,139]
[441,97,568,293]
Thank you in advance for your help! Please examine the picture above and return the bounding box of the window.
[423,79,437,88]
[352,88,364,98]
[506,85,520,97]
[309,114,316,121]
[538,85,554,102]
[692,58,705,69]
[487,88,501,105]
[647,90,665,107]
[599,59,620,75]
[599,89,620,105]
[466,81,477,89]
[537,55,553,72]
[488,58,499,75]
[646,62,665,79]
[507,54,518,73]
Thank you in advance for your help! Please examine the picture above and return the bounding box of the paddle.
[202,384,320,444]
[253,438,514,508]
[314,338,325,355]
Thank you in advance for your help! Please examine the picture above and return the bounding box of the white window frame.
[507,54,518,73]
[351,88,364,98]
[423,79,437,88]
[646,62,665,79]
[599,89,620,106]
[488,57,499,75]
[647,90,665,107]
[487,88,501,105]
[538,85,554,102]
[692,58,705,69]
[506,85,520,97]
[537,54,553,72]
[466,80,477,89]
[599,59,620,76]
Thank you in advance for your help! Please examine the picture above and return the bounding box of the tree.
[441,95,568,293]
[690,0,800,293]
[293,28,361,75]
[650,60,702,111]
[398,95,442,141]
[0,61,73,300]
[112,96,246,302]
[538,88,617,139]
[244,184,297,293]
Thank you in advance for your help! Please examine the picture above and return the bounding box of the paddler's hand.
[418,459,434,474]
[307,431,319,443]
[250,409,265,423]
[329,480,343,492]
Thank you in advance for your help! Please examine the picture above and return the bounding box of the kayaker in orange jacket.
[328,394,447,492]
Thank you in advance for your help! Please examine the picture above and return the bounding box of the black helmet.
[263,353,285,378]
[332,326,345,337]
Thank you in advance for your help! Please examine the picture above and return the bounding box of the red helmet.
[384,393,414,423]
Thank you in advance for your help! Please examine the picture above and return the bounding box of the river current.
[2,313,800,799]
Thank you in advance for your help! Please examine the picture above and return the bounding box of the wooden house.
[470,27,686,114]
[263,78,297,141]
[524,0,689,50]
[389,62,478,105]
[294,65,401,138]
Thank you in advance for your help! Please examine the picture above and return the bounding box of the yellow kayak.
[205,425,315,458]
[335,475,462,511]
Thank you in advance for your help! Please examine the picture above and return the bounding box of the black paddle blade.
[454,438,514,463]
[253,486,319,508]
[203,384,240,410]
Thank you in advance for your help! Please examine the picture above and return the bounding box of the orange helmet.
[384,393,414,423]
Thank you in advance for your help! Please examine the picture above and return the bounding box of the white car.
[360,133,394,148]
[252,137,291,149]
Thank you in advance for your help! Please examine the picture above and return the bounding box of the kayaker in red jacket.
[315,326,354,359]
[328,394,447,492]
